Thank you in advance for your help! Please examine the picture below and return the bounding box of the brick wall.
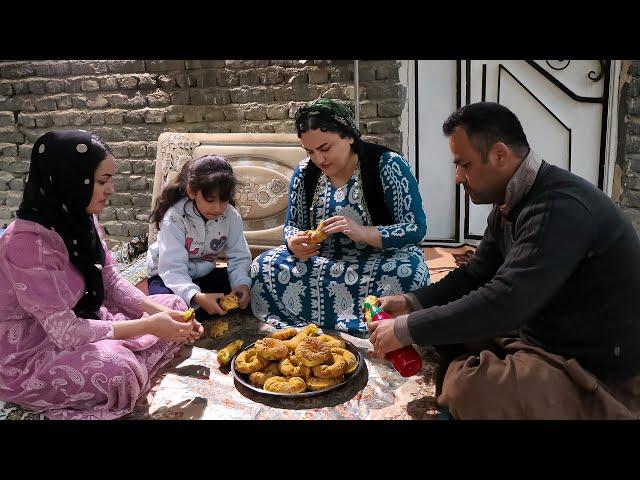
[618,60,640,235]
[0,59,405,247]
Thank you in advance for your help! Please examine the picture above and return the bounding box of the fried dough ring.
[331,347,358,374]
[220,293,239,312]
[305,220,328,244]
[316,334,346,349]
[255,337,289,361]
[248,362,281,387]
[279,355,311,378]
[311,353,346,379]
[234,347,269,374]
[306,375,345,391]
[263,376,307,394]
[295,337,333,367]
[268,327,298,340]
[285,324,318,352]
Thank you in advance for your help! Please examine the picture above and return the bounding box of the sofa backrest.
[150,132,306,258]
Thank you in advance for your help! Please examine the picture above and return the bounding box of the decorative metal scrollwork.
[545,60,605,83]
[546,60,570,71]
[588,61,605,82]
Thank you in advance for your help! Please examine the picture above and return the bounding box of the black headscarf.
[16,130,107,319]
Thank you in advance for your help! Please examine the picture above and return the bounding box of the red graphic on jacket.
[185,237,200,255]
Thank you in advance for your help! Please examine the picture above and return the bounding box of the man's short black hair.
[443,102,530,161]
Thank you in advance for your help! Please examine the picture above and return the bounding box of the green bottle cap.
[364,301,382,315]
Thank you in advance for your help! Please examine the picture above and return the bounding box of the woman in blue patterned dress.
[250,99,430,335]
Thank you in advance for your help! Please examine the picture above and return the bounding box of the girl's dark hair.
[150,155,237,229]
[295,116,360,153]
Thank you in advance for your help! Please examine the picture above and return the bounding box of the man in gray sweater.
[370,102,640,419]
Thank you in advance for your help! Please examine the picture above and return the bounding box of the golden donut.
[249,362,281,387]
[263,376,307,394]
[234,347,269,374]
[305,220,328,244]
[279,355,311,378]
[331,347,358,374]
[295,337,333,367]
[220,293,239,312]
[255,337,289,361]
[306,375,345,391]
[217,339,244,366]
[268,328,298,340]
[209,319,228,338]
[316,334,346,349]
[312,353,346,379]
[285,324,318,352]
[301,324,318,335]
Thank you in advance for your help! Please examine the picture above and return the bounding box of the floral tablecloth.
[2,244,481,420]
[0,311,439,420]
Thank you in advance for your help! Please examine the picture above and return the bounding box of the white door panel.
[414,60,611,242]
[416,60,459,242]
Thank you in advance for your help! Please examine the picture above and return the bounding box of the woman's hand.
[287,232,319,260]
[322,215,381,247]
[232,284,250,309]
[187,318,204,343]
[147,311,194,343]
[194,292,227,316]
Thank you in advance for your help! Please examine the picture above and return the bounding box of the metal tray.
[231,338,364,398]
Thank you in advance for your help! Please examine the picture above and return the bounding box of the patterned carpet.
[0,245,474,420]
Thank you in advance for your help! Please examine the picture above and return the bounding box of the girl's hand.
[147,311,194,343]
[194,292,227,316]
[287,232,319,260]
[232,284,250,309]
[322,215,369,243]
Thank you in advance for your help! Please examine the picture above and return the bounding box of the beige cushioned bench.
[150,132,306,259]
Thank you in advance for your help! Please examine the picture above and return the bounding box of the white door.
[414,60,613,243]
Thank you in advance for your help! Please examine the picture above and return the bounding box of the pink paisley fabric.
[0,217,186,420]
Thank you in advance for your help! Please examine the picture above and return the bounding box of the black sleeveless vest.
[302,141,396,229]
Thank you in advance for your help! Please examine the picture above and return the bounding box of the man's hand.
[367,318,404,359]
[378,294,411,316]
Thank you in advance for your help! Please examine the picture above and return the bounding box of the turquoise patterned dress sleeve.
[377,152,428,250]
[283,160,309,242]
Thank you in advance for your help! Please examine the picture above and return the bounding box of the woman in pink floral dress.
[0,130,204,420]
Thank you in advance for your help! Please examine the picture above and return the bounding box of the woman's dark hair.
[150,155,237,229]
[91,133,112,160]
[442,102,530,161]
[295,116,360,153]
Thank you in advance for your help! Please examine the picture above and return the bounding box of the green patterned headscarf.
[295,98,361,140]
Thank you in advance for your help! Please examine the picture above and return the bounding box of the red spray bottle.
[363,297,422,377]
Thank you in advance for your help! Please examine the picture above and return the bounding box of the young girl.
[147,155,252,320]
